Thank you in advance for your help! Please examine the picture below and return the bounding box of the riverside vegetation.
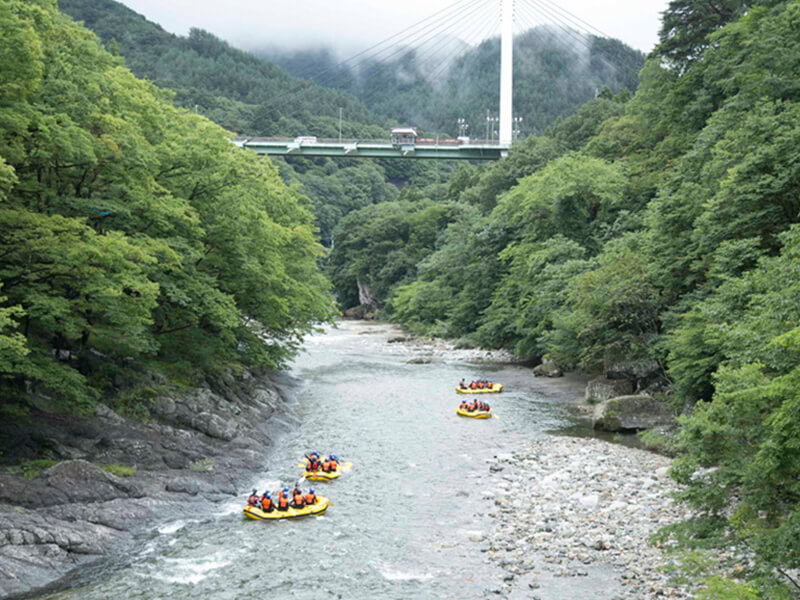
[1,0,800,598]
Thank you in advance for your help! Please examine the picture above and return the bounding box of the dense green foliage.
[56,0,408,246]
[327,0,800,593]
[0,0,334,413]
[57,0,380,139]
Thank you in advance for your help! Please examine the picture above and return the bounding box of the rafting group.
[455,378,503,394]
[242,451,345,521]
[460,399,491,412]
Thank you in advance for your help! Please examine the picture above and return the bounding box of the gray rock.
[585,378,634,403]
[191,412,238,441]
[406,357,432,364]
[533,358,563,377]
[592,396,673,431]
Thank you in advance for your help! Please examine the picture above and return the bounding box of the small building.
[390,127,418,147]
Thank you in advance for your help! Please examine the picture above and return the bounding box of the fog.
[117,0,668,55]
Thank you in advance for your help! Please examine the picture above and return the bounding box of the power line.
[353,0,497,110]
[285,0,487,92]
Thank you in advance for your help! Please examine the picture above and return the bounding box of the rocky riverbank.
[483,438,693,599]
[0,369,293,599]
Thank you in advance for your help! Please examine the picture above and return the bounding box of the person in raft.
[459,399,468,410]
[459,378,468,389]
[276,487,290,511]
[320,454,340,472]
[305,452,321,472]
[304,488,317,506]
[291,486,306,509]
[260,490,274,512]
[247,489,260,507]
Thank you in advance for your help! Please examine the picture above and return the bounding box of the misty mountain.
[259,28,644,137]
[57,0,387,138]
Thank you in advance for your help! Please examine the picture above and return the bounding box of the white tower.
[498,0,514,145]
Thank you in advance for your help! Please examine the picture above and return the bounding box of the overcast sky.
[117,0,669,55]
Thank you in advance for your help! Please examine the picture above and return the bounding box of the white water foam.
[376,564,434,583]
[153,556,231,585]
[157,520,188,535]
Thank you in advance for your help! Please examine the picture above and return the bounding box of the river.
[38,320,621,599]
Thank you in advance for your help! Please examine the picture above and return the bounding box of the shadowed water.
[38,321,622,599]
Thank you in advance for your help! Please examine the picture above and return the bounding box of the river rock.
[533,358,563,377]
[406,357,432,364]
[191,412,238,441]
[584,378,634,403]
[592,396,673,431]
[485,437,702,599]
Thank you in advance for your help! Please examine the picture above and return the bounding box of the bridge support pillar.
[499,0,514,146]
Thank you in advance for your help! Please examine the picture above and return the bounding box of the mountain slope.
[58,0,385,138]
[261,27,644,136]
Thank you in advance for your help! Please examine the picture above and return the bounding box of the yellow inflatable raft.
[302,466,342,481]
[455,408,492,419]
[243,496,329,520]
[455,383,503,394]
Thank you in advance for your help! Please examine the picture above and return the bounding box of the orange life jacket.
[329,459,338,470]
[293,493,305,507]
[469,382,476,389]
[304,493,316,505]
[277,493,289,509]
[261,497,272,511]
[477,382,484,389]
[321,459,331,472]
[459,401,467,409]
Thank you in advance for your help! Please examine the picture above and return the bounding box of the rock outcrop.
[585,377,634,403]
[533,358,563,377]
[592,395,673,431]
[0,370,289,599]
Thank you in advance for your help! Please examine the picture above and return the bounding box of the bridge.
[235,0,615,161]
[232,137,508,160]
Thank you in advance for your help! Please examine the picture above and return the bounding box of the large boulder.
[585,378,634,403]
[533,358,563,377]
[603,348,661,381]
[592,395,673,431]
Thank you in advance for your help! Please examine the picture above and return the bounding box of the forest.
[0,0,335,415]
[1,0,799,596]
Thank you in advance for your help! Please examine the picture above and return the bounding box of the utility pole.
[457,118,469,138]
[486,111,498,143]
[499,0,514,145]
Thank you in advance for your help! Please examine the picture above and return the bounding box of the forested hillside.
[0,0,335,415]
[263,27,644,137]
[59,0,644,247]
[329,0,800,593]
[56,0,412,246]
[57,0,383,139]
